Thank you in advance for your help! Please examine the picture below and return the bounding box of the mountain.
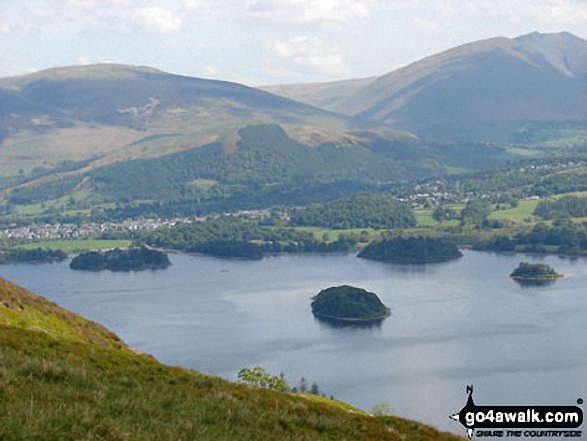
[265,32,587,142]
[261,76,376,110]
[0,64,351,176]
[0,277,465,440]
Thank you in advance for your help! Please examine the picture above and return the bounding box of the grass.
[488,199,540,222]
[414,209,439,227]
[290,226,381,242]
[0,277,465,441]
[0,278,128,351]
[18,239,132,253]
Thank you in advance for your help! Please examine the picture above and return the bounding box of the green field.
[290,226,381,242]
[488,199,539,222]
[414,209,439,227]
[18,239,132,253]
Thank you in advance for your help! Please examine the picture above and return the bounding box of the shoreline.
[312,309,391,323]
[510,274,566,281]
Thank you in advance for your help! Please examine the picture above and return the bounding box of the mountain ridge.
[0,63,353,176]
[264,31,587,142]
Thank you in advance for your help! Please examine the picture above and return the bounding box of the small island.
[358,236,462,264]
[70,247,170,271]
[311,286,391,323]
[510,262,563,280]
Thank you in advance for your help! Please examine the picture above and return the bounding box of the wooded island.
[358,236,462,263]
[311,286,391,322]
[510,262,563,280]
[70,247,170,271]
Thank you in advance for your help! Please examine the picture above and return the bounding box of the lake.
[1,250,586,435]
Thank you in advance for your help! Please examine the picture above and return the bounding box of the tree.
[310,381,320,395]
[371,402,394,416]
[298,377,308,393]
[237,367,289,392]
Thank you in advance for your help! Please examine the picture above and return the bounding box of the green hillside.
[0,277,464,440]
[2,124,519,220]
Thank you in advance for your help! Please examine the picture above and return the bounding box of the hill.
[0,276,464,440]
[3,123,520,220]
[0,63,351,177]
[266,32,587,142]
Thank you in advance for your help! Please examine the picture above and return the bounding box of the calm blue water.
[1,250,586,435]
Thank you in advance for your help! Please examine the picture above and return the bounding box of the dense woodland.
[510,262,563,280]
[311,286,390,321]
[476,221,587,255]
[289,193,416,229]
[534,195,587,219]
[70,247,170,271]
[0,248,67,264]
[358,237,462,263]
[142,218,359,259]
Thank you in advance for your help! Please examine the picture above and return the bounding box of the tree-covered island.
[70,247,170,271]
[311,286,391,322]
[510,262,563,280]
[358,236,462,264]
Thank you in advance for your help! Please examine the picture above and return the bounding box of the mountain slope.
[0,64,337,129]
[0,276,128,351]
[0,277,465,440]
[261,76,377,110]
[266,32,587,142]
[0,64,351,176]
[347,32,587,141]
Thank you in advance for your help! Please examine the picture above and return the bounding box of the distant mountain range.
[263,31,587,141]
[1,31,586,214]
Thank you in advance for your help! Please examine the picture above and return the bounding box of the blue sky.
[1,0,586,85]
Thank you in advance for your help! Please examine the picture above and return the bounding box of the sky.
[0,0,586,86]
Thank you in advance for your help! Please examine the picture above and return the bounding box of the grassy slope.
[0,277,464,440]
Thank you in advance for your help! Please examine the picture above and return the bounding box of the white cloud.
[77,54,92,65]
[202,65,221,76]
[181,0,217,17]
[448,0,587,25]
[133,7,184,34]
[67,0,141,7]
[245,0,370,29]
[413,16,440,32]
[495,1,587,24]
[268,35,350,76]
[0,24,13,34]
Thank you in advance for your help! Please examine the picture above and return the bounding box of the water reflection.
[314,316,386,329]
[512,278,558,288]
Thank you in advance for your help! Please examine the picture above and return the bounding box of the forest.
[358,236,462,263]
[475,221,587,255]
[69,247,170,271]
[141,217,359,259]
[0,247,67,264]
[289,193,416,229]
[311,286,390,321]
